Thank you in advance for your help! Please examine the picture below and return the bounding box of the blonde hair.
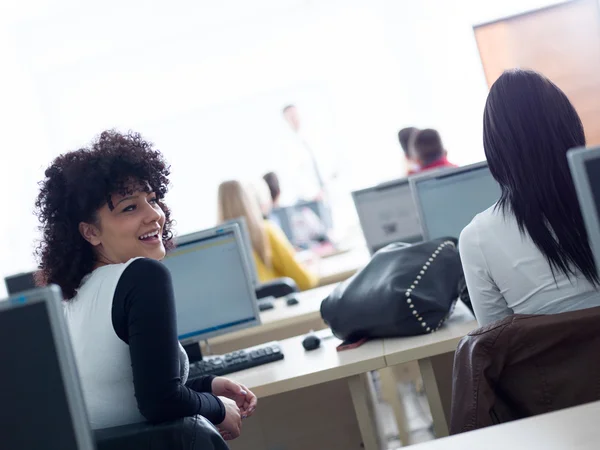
[217,180,272,267]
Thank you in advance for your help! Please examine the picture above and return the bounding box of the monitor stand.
[183,342,203,364]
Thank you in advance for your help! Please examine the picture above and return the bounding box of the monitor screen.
[353,180,422,254]
[568,147,600,274]
[269,200,330,248]
[5,271,36,295]
[294,200,332,230]
[571,151,600,272]
[413,164,501,240]
[163,228,259,343]
[585,157,600,215]
[0,289,94,450]
[222,218,259,287]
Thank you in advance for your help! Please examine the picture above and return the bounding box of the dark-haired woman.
[460,70,600,326]
[35,130,256,440]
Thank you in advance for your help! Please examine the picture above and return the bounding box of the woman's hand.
[212,377,258,418]
[217,397,242,441]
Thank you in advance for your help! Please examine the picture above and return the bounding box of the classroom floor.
[374,380,436,448]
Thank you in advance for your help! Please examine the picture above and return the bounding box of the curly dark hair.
[35,130,175,299]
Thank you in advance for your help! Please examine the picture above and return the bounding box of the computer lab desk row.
[204,290,476,450]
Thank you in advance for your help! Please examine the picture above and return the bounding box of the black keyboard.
[188,342,284,378]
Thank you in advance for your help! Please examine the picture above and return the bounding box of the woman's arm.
[459,223,513,326]
[266,221,318,290]
[185,375,216,393]
[111,258,225,424]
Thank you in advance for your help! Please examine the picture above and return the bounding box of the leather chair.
[451,306,600,434]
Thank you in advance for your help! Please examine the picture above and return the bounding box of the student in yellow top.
[217,180,318,291]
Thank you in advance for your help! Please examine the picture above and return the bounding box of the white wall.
[0,0,569,297]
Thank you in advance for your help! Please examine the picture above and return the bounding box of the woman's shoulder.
[77,258,167,292]
[263,219,284,239]
[462,204,508,235]
[119,258,171,283]
[69,259,145,307]
[460,203,523,257]
[460,204,506,248]
[124,257,167,272]
[263,219,277,232]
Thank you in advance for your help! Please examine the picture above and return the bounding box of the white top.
[63,259,189,429]
[64,261,142,429]
[459,205,600,326]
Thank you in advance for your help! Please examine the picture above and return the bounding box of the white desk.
[229,332,386,450]
[317,247,370,286]
[256,285,335,331]
[233,332,385,398]
[383,302,477,438]
[409,400,600,450]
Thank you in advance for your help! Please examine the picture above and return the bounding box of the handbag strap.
[405,240,457,333]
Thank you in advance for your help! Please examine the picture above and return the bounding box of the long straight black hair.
[484,69,598,285]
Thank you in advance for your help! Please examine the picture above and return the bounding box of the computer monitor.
[5,270,36,295]
[162,224,261,345]
[297,199,332,230]
[270,200,331,248]
[222,217,259,287]
[410,162,501,241]
[352,179,423,254]
[0,285,95,450]
[568,146,600,273]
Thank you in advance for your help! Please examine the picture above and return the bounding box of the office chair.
[95,416,229,450]
[255,277,299,300]
[4,270,37,295]
[451,306,600,434]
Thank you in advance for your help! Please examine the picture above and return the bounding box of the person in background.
[398,127,420,174]
[35,131,255,441]
[217,180,318,291]
[251,178,275,219]
[280,103,345,233]
[460,69,600,327]
[263,172,281,208]
[249,177,284,231]
[279,104,329,204]
[410,128,457,172]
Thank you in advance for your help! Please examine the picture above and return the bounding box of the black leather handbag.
[320,237,466,341]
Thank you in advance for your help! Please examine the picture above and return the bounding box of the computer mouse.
[302,334,321,351]
[286,296,299,306]
[258,301,274,312]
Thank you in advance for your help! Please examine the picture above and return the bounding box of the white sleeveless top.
[63,259,189,429]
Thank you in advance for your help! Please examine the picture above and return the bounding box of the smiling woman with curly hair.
[35,130,175,299]
[35,130,256,440]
